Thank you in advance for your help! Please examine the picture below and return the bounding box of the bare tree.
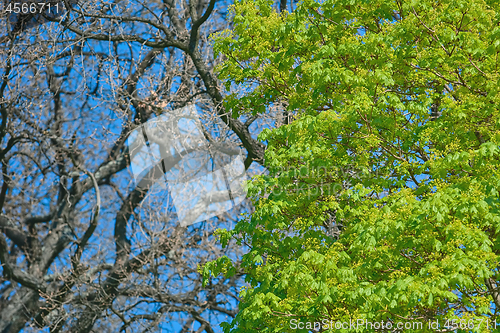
[0,0,273,332]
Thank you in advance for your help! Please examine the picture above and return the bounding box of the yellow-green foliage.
[203,0,500,331]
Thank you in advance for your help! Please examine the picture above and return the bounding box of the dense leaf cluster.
[204,0,500,331]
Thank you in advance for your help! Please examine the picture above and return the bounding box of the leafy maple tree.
[203,0,500,332]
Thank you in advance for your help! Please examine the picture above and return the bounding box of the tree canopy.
[204,0,500,331]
